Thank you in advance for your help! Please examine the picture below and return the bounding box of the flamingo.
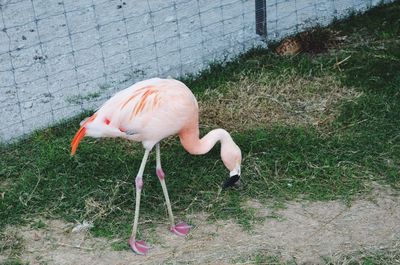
[70,78,242,255]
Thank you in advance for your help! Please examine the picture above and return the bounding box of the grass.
[1,1,400,250]
[325,242,400,265]
[0,259,28,265]
[0,229,24,258]
[234,244,400,265]
[232,253,296,265]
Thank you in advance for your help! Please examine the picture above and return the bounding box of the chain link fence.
[0,0,389,142]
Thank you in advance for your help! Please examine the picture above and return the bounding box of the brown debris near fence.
[276,27,347,56]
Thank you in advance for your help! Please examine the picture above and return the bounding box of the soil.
[1,184,399,265]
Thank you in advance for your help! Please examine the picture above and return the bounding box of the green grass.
[0,259,28,265]
[1,1,400,245]
[232,253,296,265]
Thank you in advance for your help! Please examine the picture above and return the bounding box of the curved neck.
[179,128,232,155]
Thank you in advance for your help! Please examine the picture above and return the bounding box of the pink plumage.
[71,78,241,255]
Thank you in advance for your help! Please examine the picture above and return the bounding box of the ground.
[1,184,399,264]
[1,2,400,265]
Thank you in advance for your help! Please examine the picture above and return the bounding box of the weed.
[0,259,29,265]
[66,92,102,105]
[31,219,46,229]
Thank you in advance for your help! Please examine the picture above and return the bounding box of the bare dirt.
[1,184,399,265]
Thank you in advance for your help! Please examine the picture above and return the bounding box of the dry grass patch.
[199,74,360,132]
[326,242,400,265]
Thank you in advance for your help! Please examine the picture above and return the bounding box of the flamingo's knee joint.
[135,177,143,190]
[156,168,165,180]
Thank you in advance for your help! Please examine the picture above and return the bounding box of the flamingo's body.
[71,78,241,255]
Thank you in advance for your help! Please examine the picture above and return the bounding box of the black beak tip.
[222,174,240,189]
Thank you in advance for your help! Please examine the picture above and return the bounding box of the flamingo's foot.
[128,238,150,255]
[170,221,191,236]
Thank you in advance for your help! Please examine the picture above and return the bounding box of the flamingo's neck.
[179,127,232,155]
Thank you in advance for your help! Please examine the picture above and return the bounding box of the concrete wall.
[266,0,385,40]
[0,0,388,141]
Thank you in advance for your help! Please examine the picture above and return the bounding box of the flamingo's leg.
[156,143,191,236]
[128,149,151,255]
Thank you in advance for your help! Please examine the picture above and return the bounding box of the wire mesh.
[0,0,389,141]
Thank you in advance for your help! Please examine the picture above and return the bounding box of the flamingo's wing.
[117,86,161,121]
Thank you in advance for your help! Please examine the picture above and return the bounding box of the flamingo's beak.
[223,165,241,189]
[223,174,240,189]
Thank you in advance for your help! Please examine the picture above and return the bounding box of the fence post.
[255,0,267,37]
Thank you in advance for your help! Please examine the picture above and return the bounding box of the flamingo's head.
[221,141,241,189]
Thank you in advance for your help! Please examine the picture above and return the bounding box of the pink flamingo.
[70,78,242,255]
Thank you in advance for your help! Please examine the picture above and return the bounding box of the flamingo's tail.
[71,114,97,156]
